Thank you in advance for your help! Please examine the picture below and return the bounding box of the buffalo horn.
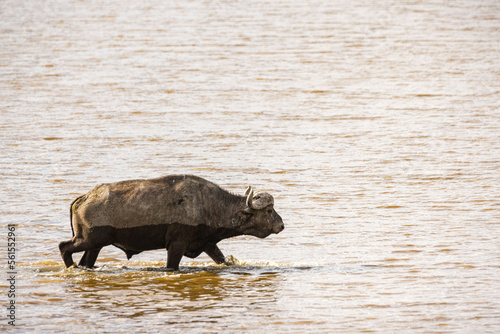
[245,187,274,210]
[245,186,254,209]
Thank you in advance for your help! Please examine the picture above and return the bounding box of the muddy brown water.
[1,0,499,332]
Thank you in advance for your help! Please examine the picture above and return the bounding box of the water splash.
[224,255,284,268]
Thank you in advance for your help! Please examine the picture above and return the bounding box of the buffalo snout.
[272,212,284,234]
[274,221,285,234]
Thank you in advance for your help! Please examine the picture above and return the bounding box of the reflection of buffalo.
[59,175,284,270]
[68,268,282,317]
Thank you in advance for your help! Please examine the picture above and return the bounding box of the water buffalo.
[59,175,284,270]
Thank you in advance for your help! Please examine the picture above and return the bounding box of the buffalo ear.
[243,206,254,214]
[237,209,253,219]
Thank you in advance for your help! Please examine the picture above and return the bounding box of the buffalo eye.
[267,208,273,214]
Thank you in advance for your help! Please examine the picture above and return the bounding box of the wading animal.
[59,175,284,270]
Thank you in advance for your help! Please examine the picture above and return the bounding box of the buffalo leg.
[59,240,77,268]
[78,251,90,267]
[78,248,102,268]
[59,238,106,268]
[204,245,226,264]
[166,242,186,271]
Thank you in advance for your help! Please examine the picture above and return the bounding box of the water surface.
[1,0,499,332]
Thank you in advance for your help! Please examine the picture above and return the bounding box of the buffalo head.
[235,186,284,238]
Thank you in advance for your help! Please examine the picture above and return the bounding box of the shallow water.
[1,0,500,332]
